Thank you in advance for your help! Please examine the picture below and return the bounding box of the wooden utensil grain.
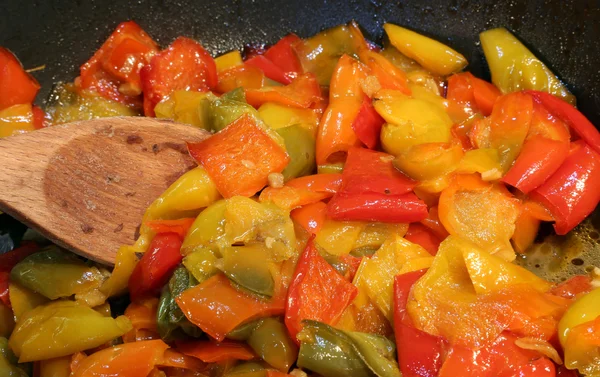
[0,117,210,265]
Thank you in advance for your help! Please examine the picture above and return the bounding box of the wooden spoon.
[0,117,210,265]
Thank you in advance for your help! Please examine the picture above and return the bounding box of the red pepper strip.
[394,270,445,377]
[439,333,555,377]
[144,218,196,240]
[550,275,593,299]
[531,141,600,235]
[188,113,289,198]
[404,223,441,256]
[245,55,291,85]
[245,72,322,108]
[526,90,600,155]
[351,97,386,149]
[341,147,417,196]
[177,274,285,342]
[32,106,47,129]
[0,242,40,272]
[285,237,358,343]
[141,36,217,116]
[0,47,40,111]
[0,272,9,307]
[419,206,450,240]
[263,34,303,82]
[176,340,255,363]
[503,135,570,193]
[291,201,328,235]
[328,192,428,223]
[470,73,502,116]
[128,232,183,301]
[79,21,158,106]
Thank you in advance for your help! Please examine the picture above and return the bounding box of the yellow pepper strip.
[154,90,214,129]
[0,104,36,138]
[455,148,503,181]
[314,219,365,256]
[9,301,132,362]
[376,97,453,156]
[258,102,320,135]
[99,245,138,298]
[8,282,49,322]
[558,288,600,347]
[214,50,243,73]
[384,23,467,76]
[354,235,433,322]
[0,302,14,338]
[39,355,72,377]
[479,27,575,105]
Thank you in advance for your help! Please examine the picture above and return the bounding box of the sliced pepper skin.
[328,192,428,223]
[526,90,600,155]
[188,113,290,198]
[351,97,386,149]
[128,232,183,301]
[141,36,217,116]
[0,47,40,110]
[532,141,600,235]
[285,238,358,342]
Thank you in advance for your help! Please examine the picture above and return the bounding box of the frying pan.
[1,0,599,281]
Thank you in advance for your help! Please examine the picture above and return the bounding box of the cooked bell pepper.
[177,340,255,363]
[8,282,48,322]
[78,21,158,106]
[354,236,433,321]
[558,288,600,348]
[154,90,214,129]
[122,297,159,343]
[315,54,368,165]
[291,201,328,235]
[0,242,39,274]
[561,314,600,376]
[219,244,275,297]
[297,320,401,377]
[144,218,195,241]
[207,90,259,132]
[245,73,322,109]
[511,207,540,254]
[259,173,342,209]
[527,89,600,154]
[502,135,569,193]
[550,275,592,299]
[480,27,575,104]
[141,36,217,116]
[10,247,106,300]
[293,22,368,86]
[224,361,268,377]
[419,206,449,240]
[246,55,292,85]
[359,49,411,95]
[258,102,319,134]
[188,113,290,198]
[404,223,442,255]
[216,63,266,93]
[182,247,219,283]
[46,83,139,125]
[455,148,503,180]
[0,337,28,377]
[129,232,183,301]
[176,273,284,341]
[215,50,243,73]
[9,300,132,362]
[0,103,37,137]
[314,219,365,256]
[70,340,169,377]
[439,332,555,377]
[532,141,600,235]
[394,142,464,181]
[99,245,138,298]
[447,72,501,121]
[0,47,40,111]
[351,97,386,149]
[276,124,316,181]
[383,23,467,76]
[408,236,566,348]
[393,269,445,377]
[488,92,534,172]
[38,355,72,377]
[328,192,428,223]
[285,238,357,342]
[247,317,298,372]
[438,174,520,259]
[340,147,416,195]
[377,97,453,156]
[264,34,303,82]
[157,266,202,341]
